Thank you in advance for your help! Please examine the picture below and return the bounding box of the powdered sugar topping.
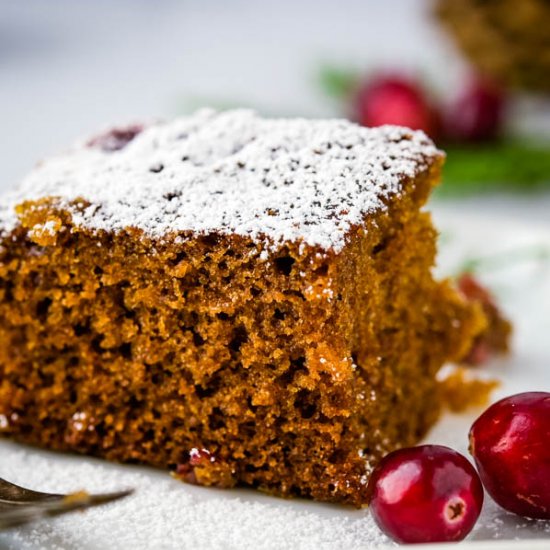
[0,109,441,251]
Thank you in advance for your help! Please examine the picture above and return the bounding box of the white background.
[1,0,549,222]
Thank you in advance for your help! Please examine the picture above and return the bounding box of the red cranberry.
[87,124,143,152]
[458,272,494,305]
[189,447,215,467]
[469,392,550,519]
[444,76,506,142]
[174,448,235,488]
[457,273,511,366]
[354,74,440,138]
[367,445,483,543]
[175,448,216,485]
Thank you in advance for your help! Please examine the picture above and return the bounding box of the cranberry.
[175,448,216,485]
[87,124,143,152]
[189,447,215,467]
[354,75,440,138]
[469,392,550,519]
[367,445,483,543]
[457,273,511,366]
[458,272,494,305]
[444,76,506,142]
[174,447,236,488]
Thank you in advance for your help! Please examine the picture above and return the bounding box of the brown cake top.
[0,109,441,252]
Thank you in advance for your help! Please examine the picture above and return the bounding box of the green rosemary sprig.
[439,141,550,196]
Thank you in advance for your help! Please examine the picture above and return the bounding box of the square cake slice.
[0,110,484,506]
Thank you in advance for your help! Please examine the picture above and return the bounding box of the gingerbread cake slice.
[0,109,485,506]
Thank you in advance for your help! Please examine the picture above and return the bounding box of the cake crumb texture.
[439,367,499,413]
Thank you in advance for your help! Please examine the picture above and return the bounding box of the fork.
[0,477,133,530]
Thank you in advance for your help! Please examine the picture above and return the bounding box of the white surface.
[0,0,474,190]
[0,211,549,549]
[2,0,550,229]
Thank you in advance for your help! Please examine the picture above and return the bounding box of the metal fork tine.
[0,489,133,530]
[0,477,62,505]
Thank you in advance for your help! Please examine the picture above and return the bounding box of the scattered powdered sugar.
[1,430,548,550]
[0,109,441,252]
[0,442,391,550]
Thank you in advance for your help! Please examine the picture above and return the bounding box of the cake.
[0,109,486,506]
[435,0,550,92]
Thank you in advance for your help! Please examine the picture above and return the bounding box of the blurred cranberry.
[354,75,440,138]
[87,124,143,152]
[457,273,512,366]
[444,77,506,142]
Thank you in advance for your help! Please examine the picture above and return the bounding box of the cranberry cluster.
[367,392,550,543]
[352,73,505,143]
